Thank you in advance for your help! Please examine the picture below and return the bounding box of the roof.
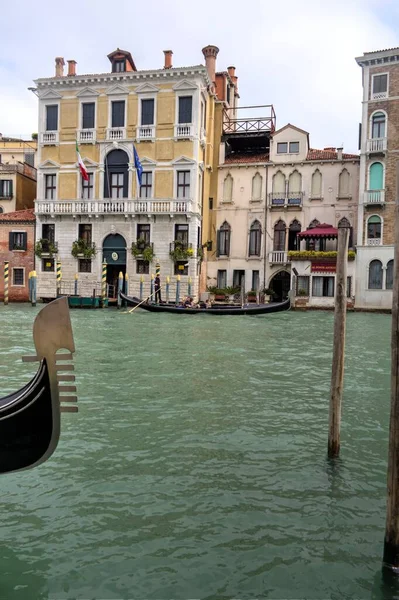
[361,47,399,56]
[272,123,309,137]
[107,48,137,71]
[0,208,35,223]
[307,148,359,161]
[298,223,338,239]
[224,152,270,164]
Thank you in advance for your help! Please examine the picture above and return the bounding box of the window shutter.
[46,105,58,131]
[216,231,220,257]
[82,103,95,129]
[9,232,13,250]
[22,232,27,251]
[226,231,231,256]
[112,101,125,127]
[178,96,192,124]
[141,99,154,125]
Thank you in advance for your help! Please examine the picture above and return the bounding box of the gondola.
[120,292,290,315]
[0,297,77,475]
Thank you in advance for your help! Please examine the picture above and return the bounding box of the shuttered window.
[178,96,192,124]
[141,99,154,125]
[112,101,125,127]
[0,180,13,198]
[82,103,95,129]
[373,74,388,94]
[46,105,58,131]
[368,260,383,289]
[9,232,27,251]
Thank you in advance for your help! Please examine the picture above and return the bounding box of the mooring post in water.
[176,275,181,305]
[383,162,399,571]
[327,220,350,458]
[139,275,144,301]
[188,276,192,298]
[4,261,9,305]
[74,273,78,296]
[101,260,107,307]
[166,276,170,304]
[56,260,62,296]
[124,273,129,307]
[31,271,37,307]
[117,272,123,309]
[150,273,154,299]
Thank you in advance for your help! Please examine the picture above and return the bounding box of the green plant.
[288,250,356,261]
[131,241,153,262]
[225,286,241,295]
[247,290,257,296]
[31,133,38,141]
[207,285,218,294]
[142,246,154,263]
[170,242,193,261]
[263,288,276,297]
[35,239,57,258]
[297,288,308,297]
[71,239,96,259]
[197,246,204,261]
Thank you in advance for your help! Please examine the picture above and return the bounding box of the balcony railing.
[131,241,153,254]
[175,124,192,138]
[364,190,385,205]
[78,129,96,144]
[35,199,192,216]
[269,251,288,264]
[223,105,276,134]
[367,238,381,246]
[169,241,193,252]
[137,126,155,141]
[269,192,303,208]
[41,131,59,145]
[367,137,387,153]
[106,128,126,141]
[371,91,388,100]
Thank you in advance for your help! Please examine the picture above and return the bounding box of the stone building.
[0,208,35,302]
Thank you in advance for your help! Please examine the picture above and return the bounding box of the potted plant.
[225,286,240,302]
[214,288,226,301]
[262,288,275,302]
[71,239,96,259]
[169,242,194,262]
[247,289,257,303]
[35,239,58,258]
[136,237,146,250]
[297,288,308,297]
[142,245,154,263]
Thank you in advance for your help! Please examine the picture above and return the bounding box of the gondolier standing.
[154,263,162,304]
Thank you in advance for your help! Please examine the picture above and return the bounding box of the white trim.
[11,267,25,287]
[108,96,128,131]
[137,94,157,141]
[369,108,387,138]
[78,96,98,141]
[371,72,389,100]
[106,84,130,96]
[172,79,198,91]
[76,87,100,98]
[365,213,383,245]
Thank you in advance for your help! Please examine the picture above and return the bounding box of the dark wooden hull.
[120,292,290,315]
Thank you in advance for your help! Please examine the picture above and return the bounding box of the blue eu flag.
[133,144,143,188]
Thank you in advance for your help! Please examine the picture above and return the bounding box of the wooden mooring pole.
[327,221,350,458]
[383,163,399,571]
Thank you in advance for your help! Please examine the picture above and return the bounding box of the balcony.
[131,241,154,259]
[366,137,387,154]
[367,238,381,246]
[106,128,126,142]
[269,192,303,208]
[269,251,288,264]
[371,91,388,100]
[364,190,385,206]
[35,199,193,217]
[223,105,276,134]
[78,129,96,144]
[175,124,192,139]
[41,131,59,145]
[136,126,155,141]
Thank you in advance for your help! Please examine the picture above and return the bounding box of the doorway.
[269,271,290,302]
[103,233,127,298]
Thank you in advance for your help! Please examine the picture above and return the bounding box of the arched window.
[369,162,384,190]
[309,219,320,229]
[217,221,231,256]
[368,259,383,289]
[223,173,233,202]
[367,215,382,245]
[338,168,350,198]
[273,219,286,251]
[272,171,285,193]
[386,260,394,290]
[311,169,322,198]
[251,172,262,201]
[249,220,262,256]
[104,149,129,198]
[0,206,3,214]
[288,170,302,205]
[288,219,301,251]
[371,112,386,139]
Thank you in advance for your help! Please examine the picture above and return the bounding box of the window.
[45,174,56,200]
[372,74,388,98]
[273,220,286,251]
[288,170,302,204]
[0,180,13,198]
[137,260,150,274]
[110,173,124,198]
[24,152,35,167]
[338,169,350,198]
[42,258,55,272]
[368,260,383,289]
[367,215,382,242]
[78,259,92,273]
[217,270,227,289]
[46,105,58,131]
[312,276,334,297]
[371,112,386,139]
[311,169,322,198]
[177,171,190,198]
[386,260,394,290]
[252,270,260,292]
[178,96,192,124]
[277,142,288,154]
[288,219,301,251]
[81,172,94,199]
[249,221,262,256]
[140,172,152,198]
[369,162,384,190]
[297,276,310,296]
[0,206,3,214]
[42,224,55,244]
[141,99,154,126]
[82,103,95,129]
[174,261,188,275]
[113,59,126,73]
[251,173,262,201]
[111,101,125,127]
[217,221,231,256]
[9,232,27,251]
[78,224,92,244]
[223,173,233,202]
[233,270,245,288]
[104,149,128,199]
[289,142,299,153]
[175,224,189,246]
[137,224,151,245]
[209,197,213,210]
[12,268,24,286]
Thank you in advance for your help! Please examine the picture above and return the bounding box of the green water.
[0,305,397,599]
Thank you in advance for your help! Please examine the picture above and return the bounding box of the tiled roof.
[0,208,35,222]
[307,148,359,161]
[224,153,270,164]
[363,47,399,55]
[35,65,206,82]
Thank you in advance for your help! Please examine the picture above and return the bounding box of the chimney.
[67,60,77,76]
[163,50,173,69]
[227,66,235,78]
[55,57,65,77]
[202,45,219,83]
[337,147,343,160]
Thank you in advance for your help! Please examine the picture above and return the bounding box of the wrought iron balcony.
[367,238,381,246]
[169,241,192,252]
[364,190,385,205]
[269,192,303,208]
[131,241,153,254]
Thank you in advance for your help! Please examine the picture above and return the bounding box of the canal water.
[0,305,396,599]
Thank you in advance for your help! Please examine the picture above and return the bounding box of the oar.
[127,284,164,314]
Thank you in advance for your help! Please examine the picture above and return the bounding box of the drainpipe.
[263,164,269,289]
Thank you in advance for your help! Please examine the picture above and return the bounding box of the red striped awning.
[298,223,338,239]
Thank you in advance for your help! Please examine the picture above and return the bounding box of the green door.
[369,162,383,190]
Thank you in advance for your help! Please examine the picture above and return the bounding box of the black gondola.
[0,297,77,475]
[120,292,290,315]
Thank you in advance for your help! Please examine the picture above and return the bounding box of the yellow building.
[0,136,37,214]
[33,46,238,300]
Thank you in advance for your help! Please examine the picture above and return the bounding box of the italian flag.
[76,141,89,181]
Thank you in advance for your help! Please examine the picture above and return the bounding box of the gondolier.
[154,269,162,304]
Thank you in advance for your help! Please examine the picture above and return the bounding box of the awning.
[298,223,338,239]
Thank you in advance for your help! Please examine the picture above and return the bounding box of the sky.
[1,0,399,153]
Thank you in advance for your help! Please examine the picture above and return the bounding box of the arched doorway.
[103,233,127,298]
[269,271,290,302]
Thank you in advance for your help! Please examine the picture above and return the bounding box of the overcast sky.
[1,0,398,153]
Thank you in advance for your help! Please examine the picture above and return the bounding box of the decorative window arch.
[309,219,320,229]
[288,219,301,251]
[368,259,383,289]
[311,169,322,198]
[338,168,350,198]
[386,259,394,290]
[249,220,262,256]
[223,173,233,202]
[370,111,387,139]
[251,172,262,201]
[368,162,384,190]
[217,221,231,256]
[272,170,286,193]
[288,170,301,192]
[273,219,286,251]
[366,214,382,245]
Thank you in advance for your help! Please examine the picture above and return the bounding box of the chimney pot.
[227,66,235,77]
[55,57,65,78]
[202,45,219,83]
[337,147,343,160]
[163,50,173,69]
[67,60,77,77]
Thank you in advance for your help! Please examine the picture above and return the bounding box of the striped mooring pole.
[156,262,160,278]
[31,271,37,307]
[4,261,9,305]
[140,275,144,300]
[176,275,180,305]
[101,260,107,308]
[74,273,78,296]
[150,274,154,298]
[28,271,32,303]
[188,276,192,298]
[166,276,170,304]
[117,271,123,309]
[56,260,62,296]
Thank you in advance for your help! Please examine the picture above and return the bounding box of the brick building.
[355,47,399,310]
[0,209,36,302]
